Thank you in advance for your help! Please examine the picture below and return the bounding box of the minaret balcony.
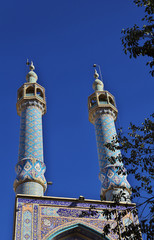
[88,90,118,124]
[16,82,46,116]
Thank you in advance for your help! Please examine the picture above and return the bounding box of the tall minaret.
[88,68,131,202]
[13,62,47,196]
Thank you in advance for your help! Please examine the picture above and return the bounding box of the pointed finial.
[92,64,104,91]
[26,59,30,66]
[26,60,38,83]
[29,61,35,71]
[94,69,99,79]
[93,63,103,81]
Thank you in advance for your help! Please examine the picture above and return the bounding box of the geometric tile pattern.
[18,106,44,162]
[33,205,39,240]
[14,158,47,192]
[14,196,137,240]
[14,100,47,195]
[94,114,131,199]
[23,210,32,240]
[16,204,22,240]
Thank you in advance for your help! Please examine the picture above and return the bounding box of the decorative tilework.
[15,196,137,240]
[51,223,113,240]
[16,204,22,240]
[14,158,47,192]
[41,207,59,217]
[57,208,100,219]
[33,205,39,240]
[94,114,131,200]
[23,210,32,239]
[14,99,47,195]
[18,105,44,162]
[41,217,109,239]
[15,181,44,195]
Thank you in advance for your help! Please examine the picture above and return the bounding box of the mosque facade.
[13,63,140,240]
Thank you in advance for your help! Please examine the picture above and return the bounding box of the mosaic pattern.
[41,217,108,239]
[14,158,47,191]
[94,114,131,199]
[16,204,22,240]
[18,105,44,162]
[18,197,132,211]
[33,205,39,240]
[15,100,47,195]
[15,196,137,240]
[53,225,107,240]
[23,210,32,239]
[15,181,44,195]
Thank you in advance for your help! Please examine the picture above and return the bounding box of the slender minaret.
[13,62,47,196]
[88,68,131,202]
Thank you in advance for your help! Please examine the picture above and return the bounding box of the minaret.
[88,68,131,202]
[13,62,47,196]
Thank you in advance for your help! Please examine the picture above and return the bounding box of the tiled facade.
[13,66,136,239]
[14,63,47,196]
[14,195,137,240]
[14,157,47,193]
[18,106,44,162]
[88,71,131,202]
[14,103,47,195]
[94,114,131,200]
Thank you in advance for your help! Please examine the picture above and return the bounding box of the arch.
[99,94,108,104]
[44,222,110,240]
[90,97,97,108]
[36,88,44,99]
[26,86,34,96]
[18,89,23,100]
[108,96,114,106]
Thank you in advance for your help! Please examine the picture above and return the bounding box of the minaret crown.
[88,69,117,124]
[26,61,38,83]
[16,62,46,116]
[92,69,104,91]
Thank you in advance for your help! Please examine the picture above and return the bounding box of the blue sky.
[0,0,153,239]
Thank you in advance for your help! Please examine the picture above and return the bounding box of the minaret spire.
[88,66,131,202]
[13,61,47,196]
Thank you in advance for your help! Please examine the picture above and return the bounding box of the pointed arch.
[99,94,108,104]
[26,86,34,96]
[108,96,115,106]
[18,89,23,100]
[90,96,97,107]
[44,221,110,240]
[36,88,44,99]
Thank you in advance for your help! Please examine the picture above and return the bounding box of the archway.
[45,222,110,240]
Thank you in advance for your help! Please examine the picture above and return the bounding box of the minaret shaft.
[88,69,131,202]
[94,113,130,201]
[14,62,47,196]
[19,105,43,162]
[95,114,121,169]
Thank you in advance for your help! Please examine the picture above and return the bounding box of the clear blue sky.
[0,0,153,239]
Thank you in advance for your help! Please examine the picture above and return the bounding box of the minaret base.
[101,188,131,202]
[16,182,44,196]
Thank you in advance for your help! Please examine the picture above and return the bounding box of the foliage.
[105,114,154,239]
[102,206,141,240]
[121,0,154,76]
[80,115,153,239]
